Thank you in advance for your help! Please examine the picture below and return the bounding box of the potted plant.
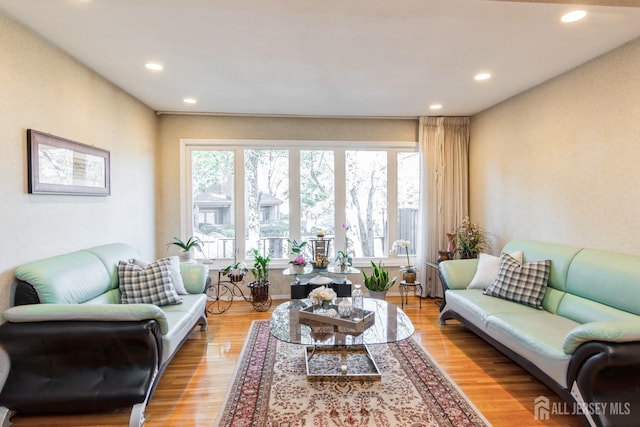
[453,216,489,259]
[222,260,248,282]
[166,236,203,262]
[287,239,307,257]
[248,249,271,303]
[335,250,350,272]
[391,239,416,283]
[362,260,397,300]
[289,256,307,273]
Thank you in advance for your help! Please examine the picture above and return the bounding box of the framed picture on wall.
[27,129,111,196]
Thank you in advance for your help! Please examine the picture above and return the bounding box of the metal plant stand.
[206,271,272,314]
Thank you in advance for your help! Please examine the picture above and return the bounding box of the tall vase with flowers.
[453,216,489,259]
[391,240,416,283]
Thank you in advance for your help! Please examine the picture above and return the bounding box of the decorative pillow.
[483,253,550,309]
[118,258,183,306]
[131,256,188,295]
[467,251,523,290]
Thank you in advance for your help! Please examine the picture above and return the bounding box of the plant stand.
[206,272,272,314]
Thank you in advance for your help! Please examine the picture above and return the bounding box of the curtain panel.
[417,116,470,297]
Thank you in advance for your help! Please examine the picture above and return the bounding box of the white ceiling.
[1,0,640,117]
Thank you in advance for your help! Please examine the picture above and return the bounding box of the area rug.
[215,320,491,427]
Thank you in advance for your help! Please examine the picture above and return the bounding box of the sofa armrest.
[438,259,478,290]
[3,303,169,334]
[180,263,209,294]
[562,321,640,354]
[0,319,162,415]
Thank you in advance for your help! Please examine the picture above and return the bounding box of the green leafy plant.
[222,261,248,276]
[166,236,203,253]
[287,239,307,256]
[222,247,248,276]
[362,260,397,292]
[250,249,271,284]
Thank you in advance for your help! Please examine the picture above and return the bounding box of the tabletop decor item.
[453,216,489,259]
[289,256,307,273]
[308,286,337,310]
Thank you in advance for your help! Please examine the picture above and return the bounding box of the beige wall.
[470,37,640,255]
[157,114,417,296]
[0,13,158,311]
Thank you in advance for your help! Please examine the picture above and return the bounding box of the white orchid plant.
[390,239,416,273]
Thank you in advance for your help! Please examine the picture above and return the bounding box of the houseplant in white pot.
[362,260,397,300]
[166,236,203,262]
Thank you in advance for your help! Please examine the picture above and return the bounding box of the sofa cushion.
[159,294,207,363]
[468,251,522,290]
[118,259,182,306]
[132,256,188,295]
[445,289,541,325]
[485,312,577,387]
[484,253,550,309]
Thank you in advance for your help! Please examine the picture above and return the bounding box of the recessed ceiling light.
[430,104,443,110]
[145,62,163,71]
[561,10,587,23]
[183,98,197,104]
[474,73,491,81]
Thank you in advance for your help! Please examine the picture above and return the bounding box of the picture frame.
[27,129,111,196]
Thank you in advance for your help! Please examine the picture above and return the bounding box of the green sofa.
[0,243,209,427]
[438,240,640,427]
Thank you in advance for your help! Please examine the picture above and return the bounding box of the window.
[244,149,289,257]
[184,140,419,264]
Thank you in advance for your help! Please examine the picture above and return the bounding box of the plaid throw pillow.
[484,253,550,309]
[118,258,182,306]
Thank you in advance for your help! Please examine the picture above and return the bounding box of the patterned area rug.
[215,320,491,427]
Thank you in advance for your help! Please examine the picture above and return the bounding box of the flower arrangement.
[308,286,337,305]
[289,256,307,267]
[453,216,489,258]
[390,240,415,273]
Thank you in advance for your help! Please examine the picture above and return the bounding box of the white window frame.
[180,139,418,268]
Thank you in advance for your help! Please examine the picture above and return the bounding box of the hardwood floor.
[11,296,582,426]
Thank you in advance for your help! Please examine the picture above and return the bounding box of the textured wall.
[157,114,418,296]
[0,13,157,311]
[470,37,640,255]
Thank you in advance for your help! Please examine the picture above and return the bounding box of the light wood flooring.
[11,296,582,426]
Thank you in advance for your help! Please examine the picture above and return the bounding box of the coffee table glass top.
[270,298,414,346]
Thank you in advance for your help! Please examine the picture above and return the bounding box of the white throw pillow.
[467,251,523,290]
[131,256,188,295]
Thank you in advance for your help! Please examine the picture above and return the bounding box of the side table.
[399,280,422,309]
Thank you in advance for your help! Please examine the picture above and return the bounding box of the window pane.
[300,150,335,257]
[245,149,289,259]
[345,151,387,258]
[398,152,420,255]
[191,150,235,259]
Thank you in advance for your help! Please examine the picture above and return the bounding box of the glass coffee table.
[270,298,414,380]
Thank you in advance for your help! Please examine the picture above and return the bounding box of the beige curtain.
[417,116,470,297]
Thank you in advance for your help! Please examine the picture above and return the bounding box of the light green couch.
[0,243,209,427]
[438,240,640,427]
